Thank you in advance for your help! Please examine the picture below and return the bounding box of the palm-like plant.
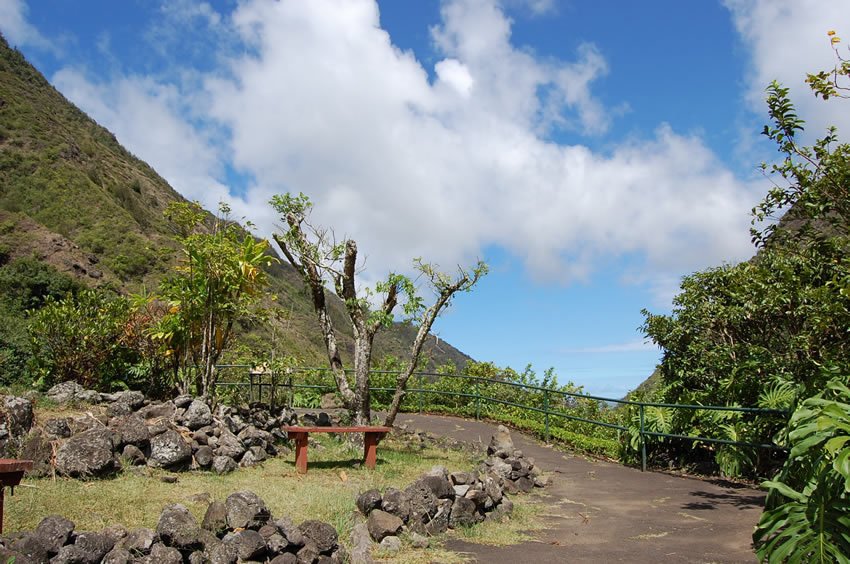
[753,377,850,563]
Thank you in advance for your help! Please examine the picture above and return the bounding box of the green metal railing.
[214,365,789,472]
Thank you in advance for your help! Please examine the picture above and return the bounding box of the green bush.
[753,376,850,562]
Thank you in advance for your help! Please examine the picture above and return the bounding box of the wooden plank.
[281,426,391,433]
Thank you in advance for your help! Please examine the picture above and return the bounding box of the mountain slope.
[0,34,470,373]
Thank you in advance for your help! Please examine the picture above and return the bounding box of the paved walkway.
[396,413,764,563]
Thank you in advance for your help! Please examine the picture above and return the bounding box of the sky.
[2,0,849,398]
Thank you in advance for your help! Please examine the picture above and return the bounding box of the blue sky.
[2,0,848,397]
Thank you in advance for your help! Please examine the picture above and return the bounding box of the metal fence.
[214,365,789,472]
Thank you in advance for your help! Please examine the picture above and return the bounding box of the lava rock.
[225,491,270,530]
[366,510,402,543]
[356,489,382,516]
[55,428,116,478]
[148,430,192,469]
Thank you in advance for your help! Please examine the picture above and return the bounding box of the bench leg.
[291,432,309,474]
[363,432,383,469]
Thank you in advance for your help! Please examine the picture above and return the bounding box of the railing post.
[418,386,423,414]
[544,389,551,443]
[639,404,647,472]
[249,371,255,403]
[475,380,481,420]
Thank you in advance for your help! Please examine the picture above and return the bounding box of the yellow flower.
[831,36,841,45]
[828,30,836,36]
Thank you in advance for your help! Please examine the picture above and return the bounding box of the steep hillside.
[0,34,470,373]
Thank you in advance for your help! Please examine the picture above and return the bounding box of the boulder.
[380,488,409,522]
[378,535,401,553]
[402,482,438,532]
[183,400,213,430]
[202,501,228,536]
[121,444,146,466]
[75,390,102,404]
[224,530,266,561]
[449,497,480,528]
[194,445,214,468]
[515,476,534,493]
[349,523,374,564]
[275,517,304,548]
[419,474,454,500]
[225,491,270,530]
[8,534,50,563]
[366,510,402,543]
[214,429,246,460]
[18,430,53,478]
[103,547,133,564]
[32,515,75,554]
[148,430,192,469]
[42,417,72,439]
[424,499,452,536]
[3,396,34,437]
[211,456,237,475]
[237,426,273,447]
[110,414,150,448]
[72,531,115,562]
[356,489,382,516]
[137,402,176,421]
[46,381,85,404]
[270,553,298,564]
[487,425,514,457]
[68,414,105,434]
[173,395,193,408]
[156,504,204,552]
[141,542,182,564]
[55,429,116,478]
[266,532,289,555]
[298,520,338,554]
[119,528,157,555]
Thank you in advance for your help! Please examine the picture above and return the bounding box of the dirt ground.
[398,413,763,563]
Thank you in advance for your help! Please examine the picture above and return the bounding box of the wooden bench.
[281,426,392,474]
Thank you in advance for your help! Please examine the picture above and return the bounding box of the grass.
[7,433,545,562]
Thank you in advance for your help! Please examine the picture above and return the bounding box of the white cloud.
[46,0,765,298]
[435,58,474,97]
[52,69,231,211]
[725,0,850,139]
[0,0,53,51]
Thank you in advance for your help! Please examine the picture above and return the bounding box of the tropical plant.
[151,201,276,397]
[753,375,850,563]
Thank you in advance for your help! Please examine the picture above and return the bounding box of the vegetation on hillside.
[0,33,471,390]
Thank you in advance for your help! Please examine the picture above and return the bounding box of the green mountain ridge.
[0,34,471,376]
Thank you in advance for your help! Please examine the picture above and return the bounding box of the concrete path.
[396,413,764,563]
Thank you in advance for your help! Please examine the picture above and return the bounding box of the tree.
[640,32,850,477]
[270,193,486,426]
[152,201,276,397]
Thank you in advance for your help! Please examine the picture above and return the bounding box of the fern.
[753,377,850,563]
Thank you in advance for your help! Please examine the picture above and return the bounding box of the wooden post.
[363,432,381,469]
[291,432,308,474]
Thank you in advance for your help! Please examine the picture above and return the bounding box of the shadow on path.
[397,413,763,563]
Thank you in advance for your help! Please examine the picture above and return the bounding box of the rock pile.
[0,490,344,564]
[354,426,548,555]
[481,424,550,492]
[19,382,298,479]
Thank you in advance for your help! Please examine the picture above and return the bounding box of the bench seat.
[281,426,392,474]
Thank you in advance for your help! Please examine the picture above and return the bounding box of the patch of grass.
[8,433,544,562]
